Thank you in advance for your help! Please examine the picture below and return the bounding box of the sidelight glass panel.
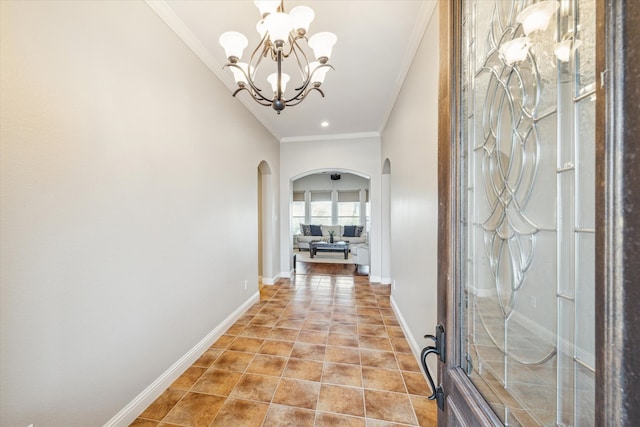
[459,0,595,425]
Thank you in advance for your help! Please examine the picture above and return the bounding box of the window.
[337,190,360,226]
[292,191,305,235]
[291,187,370,234]
[310,191,332,225]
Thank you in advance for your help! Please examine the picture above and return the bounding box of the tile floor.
[130,269,437,427]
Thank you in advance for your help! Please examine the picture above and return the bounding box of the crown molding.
[145,1,282,141]
[378,0,438,135]
[280,131,380,144]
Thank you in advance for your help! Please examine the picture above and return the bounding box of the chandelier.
[219,1,337,114]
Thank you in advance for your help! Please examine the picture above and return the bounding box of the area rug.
[294,249,356,265]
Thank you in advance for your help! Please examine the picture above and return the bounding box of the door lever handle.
[420,324,445,410]
[420,345,439,399]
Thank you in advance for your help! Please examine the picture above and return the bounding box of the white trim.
[380,276,392,285]
[369,275,382,283]
[144,1,282,140]
[390,295,433,384]
[261,273,280,285]
[280,131,380,144]
[390,295,422,361]
[378,0,437,135]
[104,291,260,427]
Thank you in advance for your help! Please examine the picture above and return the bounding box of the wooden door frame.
[436,0,640,425]
[596,0,640,425]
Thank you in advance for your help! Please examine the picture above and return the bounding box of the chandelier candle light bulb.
[219,0,336,114]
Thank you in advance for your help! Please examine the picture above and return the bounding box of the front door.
[430,0,640,425]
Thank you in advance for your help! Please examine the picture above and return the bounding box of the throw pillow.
[355,226,364,237]
[300,224,311,236]
[343,225,356,237]
[310,224,323,236]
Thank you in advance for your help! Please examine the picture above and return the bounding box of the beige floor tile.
[245,354,287,376]
[138,388,186,421]
[209,398,269,427]
[191,369,242,396]
[262,404,316,427]
[211,350,255,372]
[259,339,295,357]
[134,270,435,427]
[362,366,407,393]
[282,358,324,382]
[170,366,206,391]
[317,384,365,417]
[228,373,279,402]
[322,362,363,387]
[272,378,321,410]
[324,345,361,365]
[364,389,417,425]
[162,392,225,427]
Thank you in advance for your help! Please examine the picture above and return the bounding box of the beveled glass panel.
[460,1,595,425]
[576,97,596,230]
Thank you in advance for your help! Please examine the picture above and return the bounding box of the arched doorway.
[258,161,275,286]
[382,159,391,285]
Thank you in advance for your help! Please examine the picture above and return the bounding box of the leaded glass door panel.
[435,1,597,426]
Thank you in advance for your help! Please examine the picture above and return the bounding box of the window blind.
[293,191,305,202]
[310,191,332,202]
[338,190,360,202]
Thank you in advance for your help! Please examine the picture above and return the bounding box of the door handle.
[420,324,445,410]
[420,345,439,399]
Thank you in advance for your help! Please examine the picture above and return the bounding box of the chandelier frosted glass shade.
[264,12,294,44]
[499,37,531,65]
[268,73,290,93]
[219,32,248,61]
[289,6,314,34]
[516,1,559,36]
[219,1,336,114]
[254,0,280,17]
[308,32,338,62]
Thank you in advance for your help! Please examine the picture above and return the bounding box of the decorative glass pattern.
[459,1,595,425]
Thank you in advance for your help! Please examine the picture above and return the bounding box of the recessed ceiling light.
[321,121,329,127]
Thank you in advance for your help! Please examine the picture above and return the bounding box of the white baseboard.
[390,295,433,384]
[380,277,392,285]
[369,275,382,283]
[104,291,260,427]
[390,295,422,361]
[280,270,293,279]
[261,274,279,285]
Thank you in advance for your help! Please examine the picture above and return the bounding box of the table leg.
[344,248,348,259]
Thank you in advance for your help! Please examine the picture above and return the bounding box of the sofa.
[295,224,367,250]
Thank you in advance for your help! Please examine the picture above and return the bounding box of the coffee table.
[309,240,349,259]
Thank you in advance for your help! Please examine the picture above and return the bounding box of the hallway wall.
[381,4,439,372]
[0,1,279,426]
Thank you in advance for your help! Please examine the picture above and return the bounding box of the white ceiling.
[147,1,436,142]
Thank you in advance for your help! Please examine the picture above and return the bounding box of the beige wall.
[0,1,278,425]
[381,5,439,370]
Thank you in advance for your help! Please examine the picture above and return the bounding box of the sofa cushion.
[343,225,357,237]
[310,224,323,236]
[300,224,311,236]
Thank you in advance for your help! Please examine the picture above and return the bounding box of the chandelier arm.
[285,86,325,107]
[232,86,273,106]
[295,62,334,93]
[224,63,272,102]
[290,41,312,90]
